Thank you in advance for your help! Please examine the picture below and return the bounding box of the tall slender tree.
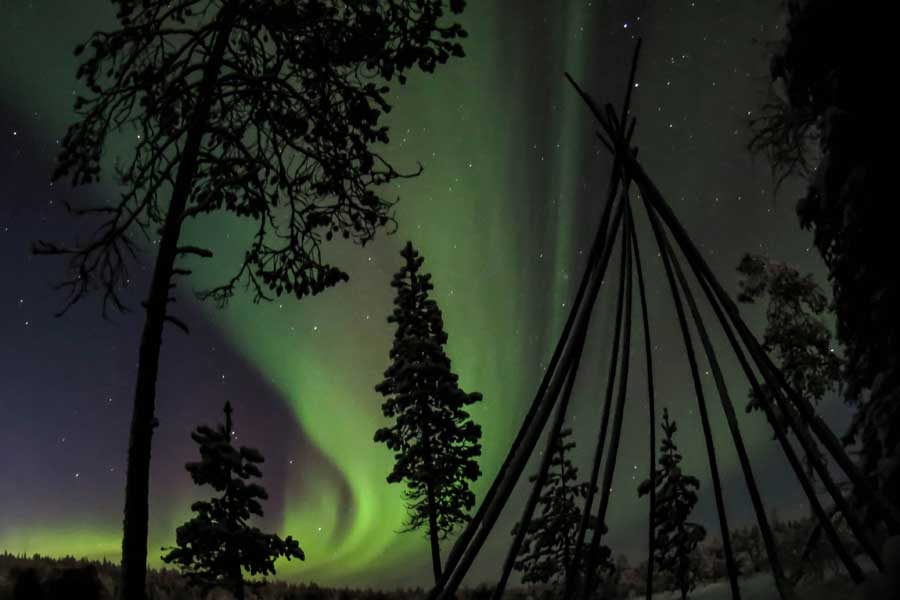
[37,2,467,597]
[375,241,483,583]
[638,408,706,600]
[162,402,304,600]
[511,428,613,594]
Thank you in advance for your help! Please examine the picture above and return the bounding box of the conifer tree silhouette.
[511,428,613,592]
[162,402,303,600]
[375,241,483,583]
[638,408,706,600]
[35,2,467,597]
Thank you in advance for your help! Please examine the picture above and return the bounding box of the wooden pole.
[684,234,867,583]
[628,218,658,600]
[632,158,889,568]
[643,195,742,600]
[658,223,796,600]
[580,202,635,600]
[490,312,590,600]
[563,186,633,600]
[433,198,627,600]
[428,127,627,600]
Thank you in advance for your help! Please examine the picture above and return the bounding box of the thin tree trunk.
[678,522,688,600]
[421,397,442,583]
[118,9,234,600]
[234,568,245,600]
[426,477,443,583]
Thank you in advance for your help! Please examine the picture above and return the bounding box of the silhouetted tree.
[736,254,843,476]
[639,408,706,599]
[161,402,304,600]
[736,254,843,413]
[511,428,613,594]
[749,0,900,519]
[36,2,467,597]
[375,241,483,583]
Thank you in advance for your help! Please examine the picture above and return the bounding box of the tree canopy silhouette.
[749,0,899,521]
[511,428,612,594]
[736,254,843,436]
[375,241,483,583]
[35,1,467,597]
[162,402,304,600]
[638,408,706,600]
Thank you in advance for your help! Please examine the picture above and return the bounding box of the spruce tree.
[511,428,613,593]
[374,241,483,583]
[162,402,304,600]
[638,408,706,600]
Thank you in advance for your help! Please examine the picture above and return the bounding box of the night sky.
[0,0,848,591]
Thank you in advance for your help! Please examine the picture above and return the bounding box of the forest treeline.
[0,508,862,600]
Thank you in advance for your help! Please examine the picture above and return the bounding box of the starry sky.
[0,0,849,591]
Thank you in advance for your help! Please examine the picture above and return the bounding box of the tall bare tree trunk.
[118,8,234,599]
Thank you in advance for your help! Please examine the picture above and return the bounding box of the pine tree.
[638,408,706,600]
[162,402,304,600]
[374,241,483,583]
[511,428,613,593]
[36,3,467,597]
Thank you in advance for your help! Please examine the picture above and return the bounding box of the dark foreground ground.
[0,552,895,600]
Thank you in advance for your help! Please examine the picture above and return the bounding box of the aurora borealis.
[0,0,850,591]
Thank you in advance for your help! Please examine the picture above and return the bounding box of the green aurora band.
[184,3,596,584]
[0,1,596,587]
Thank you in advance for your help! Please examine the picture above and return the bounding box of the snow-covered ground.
[631,573,858,600]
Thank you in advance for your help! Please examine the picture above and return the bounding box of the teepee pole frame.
[628,156,892,566]
[424,37,895,600]
[683,224,867,583]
